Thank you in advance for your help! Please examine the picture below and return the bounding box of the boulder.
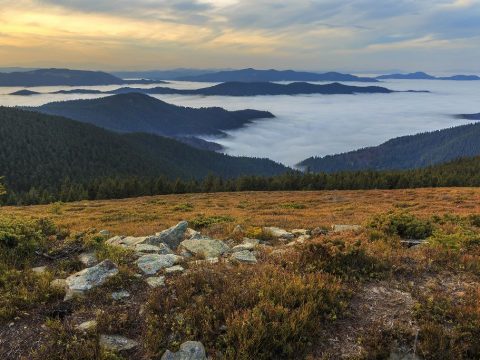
[180,238,230,259]
[99,230,110,237]
[78,252,98,267]
[231,238,259,252]
[146,276,165,288]
[65,260,118,300]
[263,227,294,240]
[161,341,206,360]
[99,335,138,352]
[231,250,257,264]
[137,254,182,275]
[185,228,200,239]
[146,221,188,250]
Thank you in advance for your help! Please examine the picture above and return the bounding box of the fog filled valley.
[1,78,479,166]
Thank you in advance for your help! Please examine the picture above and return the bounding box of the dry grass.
[2,188,480,237]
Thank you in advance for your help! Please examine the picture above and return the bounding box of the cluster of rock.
[45,220,360,357]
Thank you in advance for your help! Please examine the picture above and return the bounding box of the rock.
[231,250,257,264]
[137,254,182,275]
[291,229,310,236]
[50,278,67,291]
[111,290,130,301]
[99,230,110,236]
[231,238,259,252]
[78,252,98,267]
[165,265,185,274]
[99,335,138,352]
[192,257,219,266]
[263,227,294,240]
[180,238,230,259]
[297,234,311,243]
[76,320,97,332]
[135,243,173,255]
[146,276,165,288]
[332,224,362,233]
[161,341,206,360]
[106,235,146,248]
[32,266,47,274]
[312,227,328,236]
[65,260,118,300]
[147,221,188,250]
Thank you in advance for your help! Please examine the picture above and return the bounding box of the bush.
[190,215,234,229]
[145,264,346,359]
[369,212,434,239]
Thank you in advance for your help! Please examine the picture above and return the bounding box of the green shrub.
[190,215,234,229]
[369,212,434,239]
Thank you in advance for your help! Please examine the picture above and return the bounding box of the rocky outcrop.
[65,260,118,299]
[231,250,257,264]
[161,341,207,360]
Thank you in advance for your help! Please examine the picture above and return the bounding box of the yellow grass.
[1,188,479,236]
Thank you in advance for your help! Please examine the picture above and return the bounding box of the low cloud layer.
[1,0,479,72]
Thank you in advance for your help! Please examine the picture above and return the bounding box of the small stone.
[78,252,98,267]
[161,341,206,360]
[185,228,200,239]
[165,265,185,274]
[99,335,138,352]
[111,290,130,301]
[232,238,259,252]
[137,254,182,275]
[232,224,244,236]
[231,250,257,264]
[193,257,219,266]
[99,230,110,236]
[106,235,146,248]
[146,276,165,288]
[76,320,97,332]
[32,266,47,274]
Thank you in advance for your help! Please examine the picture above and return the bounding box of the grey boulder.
[65,260,118,300]
[146,221,188,250]
[161,341,206,360]
[180,238,230,259]
[137,254,182,275]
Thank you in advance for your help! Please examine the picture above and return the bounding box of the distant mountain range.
[376,71,480,81]
[298,122,480,172]
[0,107,288,193]
[0,68,162,87]
[175,68,378,82]
[112,68,230,81]
[27,93,274,137]
[17,82,400,97]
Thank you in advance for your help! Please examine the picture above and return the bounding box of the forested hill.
[37,82,396,97]
[29,93,274,136]
[175,68,378,82]
[0,107,288,192]
[298,122,480,172]
[0,68,158,86]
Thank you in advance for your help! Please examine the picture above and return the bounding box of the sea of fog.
[1,79,479,167]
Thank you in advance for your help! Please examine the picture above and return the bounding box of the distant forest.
[3,156,480,205]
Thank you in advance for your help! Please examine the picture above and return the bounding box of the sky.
[0,0,479,73]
